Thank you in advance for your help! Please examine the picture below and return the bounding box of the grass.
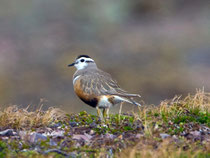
[118,89,210,158]
[0,105,66,130]
[0,89,209,157]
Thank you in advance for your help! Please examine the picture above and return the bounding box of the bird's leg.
[102,108,109,118]
[96,106,103,121]
[119,102,123,115]
[118,102,123,123]
[102,108,106,123]
[106,108,109,118]
[102,108,110,124]
[102,108,106,118]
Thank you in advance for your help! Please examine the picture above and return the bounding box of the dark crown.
[76,55,91,59]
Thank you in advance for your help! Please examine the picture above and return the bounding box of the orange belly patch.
[74,78,98,108]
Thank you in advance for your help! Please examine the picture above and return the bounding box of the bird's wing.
[79,69,140,98]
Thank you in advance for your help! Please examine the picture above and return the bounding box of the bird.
[68,55,141,119]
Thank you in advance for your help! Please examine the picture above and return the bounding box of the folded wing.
[80,69,141,98]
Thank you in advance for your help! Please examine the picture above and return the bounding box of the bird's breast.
[73,78,98,108]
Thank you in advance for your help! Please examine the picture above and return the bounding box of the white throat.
[75,62,88,70]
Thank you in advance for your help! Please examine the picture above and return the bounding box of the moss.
[0,141,8,158]
[0,90,209,157]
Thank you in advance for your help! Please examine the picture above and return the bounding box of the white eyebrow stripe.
[86,58,94,61]
[73,75,81,84]
[86,60,94,63]
[78,57,94,61]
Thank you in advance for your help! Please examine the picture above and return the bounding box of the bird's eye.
[80,59,85,62]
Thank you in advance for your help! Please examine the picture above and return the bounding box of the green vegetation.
[0,90,209,157]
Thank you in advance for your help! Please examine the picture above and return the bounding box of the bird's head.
[68,55,97,70]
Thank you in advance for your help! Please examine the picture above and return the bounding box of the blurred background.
[0,0,210,113]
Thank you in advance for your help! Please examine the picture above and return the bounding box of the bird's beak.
[68,62,75,67]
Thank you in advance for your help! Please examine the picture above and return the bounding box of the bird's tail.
[109,92,141,98]
[116,93,141,98]
[125,98,141,106]
[130,99,141,106]
[113,95,141,106]
[116,96,141,106]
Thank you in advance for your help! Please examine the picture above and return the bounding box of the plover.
[68,55,141,118]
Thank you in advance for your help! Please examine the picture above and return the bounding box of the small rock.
[104,133,115,139]
[21,149,29,152]
[34,146,42,152]
[0,129,14,136]
[19,131,27,140]
[84,133,92,140]
[69,121,78,127]
[89,122,97,128]
[160,133,170,139]
[19,131,47,144]
[190,131,201,137]
[89,130,95,135]
[69,152,77,158]
[172,135,178,140]
[72,133,92,142]
[20,131,37,141]
[186,131,202,141]
[30,132,47,143]
[49,122,62,128]
[44,149,68,156]
[201,126,210,133]
[49,139,57,146]
[50,130,65,137]
[1,137,9,140]
[136,134,144,138]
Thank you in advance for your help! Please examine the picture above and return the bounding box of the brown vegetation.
[0,90,209,157]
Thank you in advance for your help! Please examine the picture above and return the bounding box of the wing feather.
[79,69,140,98]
